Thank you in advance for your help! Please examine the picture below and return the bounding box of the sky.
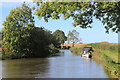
[0,0,118,43]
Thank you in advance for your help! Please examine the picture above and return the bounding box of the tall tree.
[2,2,35,58]
[67,30,81,47]
[34,1,120,33]
[2,2,61,59]
[53,30,67,47]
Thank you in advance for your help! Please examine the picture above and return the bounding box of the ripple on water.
[2,50,109,78]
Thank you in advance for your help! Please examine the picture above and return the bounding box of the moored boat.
[81,47,93,58]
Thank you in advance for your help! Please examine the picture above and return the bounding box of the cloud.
[0,0,33,2]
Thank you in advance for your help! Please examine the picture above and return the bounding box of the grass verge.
[70,42,119,78]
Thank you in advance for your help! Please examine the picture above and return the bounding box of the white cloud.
[0,0,33,2]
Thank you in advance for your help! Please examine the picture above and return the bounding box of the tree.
[53,30,67,47]
[67,30,81,47]
[2,3,57,58]
[0,30,2,40]
[2,2,60,59]
[2,2,35,58]
[34,1,120,33]
[27,27,56,57]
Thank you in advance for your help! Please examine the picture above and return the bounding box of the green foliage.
[53,30,67,47]
[94,2,120,33]
[34,2,120,33]
[48,44,59,54]
[0,29,2,44]
[67,30,81,46]
[25,27,58,57]
[2,3,59,59]
[2,3,35,59]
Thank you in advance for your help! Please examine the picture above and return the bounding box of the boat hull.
[81,54,92,58]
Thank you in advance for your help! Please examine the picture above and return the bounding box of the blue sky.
[0,1,118,43]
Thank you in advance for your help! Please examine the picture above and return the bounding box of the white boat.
[81,53,92,58]
[81,47,93,58]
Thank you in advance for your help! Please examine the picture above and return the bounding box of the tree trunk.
[72,42,74,47]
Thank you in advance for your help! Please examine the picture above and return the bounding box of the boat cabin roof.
[83,47,92,51]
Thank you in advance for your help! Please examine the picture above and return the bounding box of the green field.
[70,42,119,78]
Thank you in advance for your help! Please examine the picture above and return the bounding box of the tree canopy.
[2,3,35,58]
[2,3,59,59]
[53,30,67,47]
[34,1,120,33]
[67,30,81,47]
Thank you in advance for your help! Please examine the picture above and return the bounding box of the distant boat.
[81,47,93,58]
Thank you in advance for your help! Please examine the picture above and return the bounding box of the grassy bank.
[70,42,119,78]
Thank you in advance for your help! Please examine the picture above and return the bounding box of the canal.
[2,49,109,78]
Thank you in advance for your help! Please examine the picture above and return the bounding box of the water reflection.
[2,50,109,78]
[46,50,108,78]
[2,58,50,78]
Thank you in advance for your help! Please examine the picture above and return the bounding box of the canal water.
[2,49,109,78]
